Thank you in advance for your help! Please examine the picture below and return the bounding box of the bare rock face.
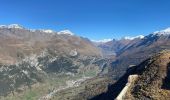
[69,49,78,57]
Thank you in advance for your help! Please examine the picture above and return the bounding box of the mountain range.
[1,24,170,100]
[97,27,170,79]
[0,24,110,100]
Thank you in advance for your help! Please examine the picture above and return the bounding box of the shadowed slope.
[91,50,170,100]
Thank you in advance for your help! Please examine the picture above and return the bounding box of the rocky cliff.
[91,50,170,100]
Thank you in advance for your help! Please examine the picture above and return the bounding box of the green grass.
[84,70,97,77]
[22,90,37,100]
[1,69,99,100]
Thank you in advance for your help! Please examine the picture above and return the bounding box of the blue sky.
[0,0,170,40]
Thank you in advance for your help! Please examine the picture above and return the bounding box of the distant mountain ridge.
[0,24,74,35]
[97,27,170,57]
[105,27,170,80]
[0,24,102,64]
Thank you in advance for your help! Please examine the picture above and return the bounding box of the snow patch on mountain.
[153,27,170,35]
[39,29,55,33]
[161,27,170,33]
[0,24,75,36]
[92,39,112,43]
[123,35,144,40]
[0,24,24,29]
[58,30,74,35]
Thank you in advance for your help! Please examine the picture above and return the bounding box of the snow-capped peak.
[39,29,54,33]
[57,30,74,35]
[92,39,112,43]
[8,24,23,29]
[123,35,144,40]
[0,24,75,36]
[0,25,7,28]
[153,27,170,35]
[161,27,170,32]
[0,24,24,29]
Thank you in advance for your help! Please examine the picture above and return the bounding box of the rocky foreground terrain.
[125,50,170,100]
[91,50,170,100]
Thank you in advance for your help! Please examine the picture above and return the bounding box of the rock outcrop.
[91,50,170,100]
[115,75,138,100]
[125,50,170,100]
[118,50,170,100]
